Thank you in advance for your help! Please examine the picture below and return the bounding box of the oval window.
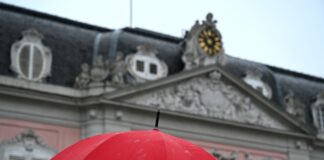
[17,44,45,80]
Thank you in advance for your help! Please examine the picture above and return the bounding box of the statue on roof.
[74,63,91,89]
[89,55,109,87]
[109,51,127,86]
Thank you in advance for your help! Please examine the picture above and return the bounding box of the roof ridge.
[228,56,324,83]
[267,65,324,83]
[123,27,183,43]
[0,2,112,32]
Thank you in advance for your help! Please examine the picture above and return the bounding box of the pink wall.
[0,117,288,159]
[191,139,287,160]
[0,118,80,151]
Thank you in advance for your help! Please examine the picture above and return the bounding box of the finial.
[203,12,217,25]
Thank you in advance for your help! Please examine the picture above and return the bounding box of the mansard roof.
[1,2,324,136]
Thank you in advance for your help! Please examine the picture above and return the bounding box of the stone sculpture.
[90,55,108,87]
[109,52,127,86]
[126,71,285,130]
[74,63,91,89]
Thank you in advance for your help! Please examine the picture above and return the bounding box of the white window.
[126,45,168,82]
[10,29,52,81]
[130,55,165,80]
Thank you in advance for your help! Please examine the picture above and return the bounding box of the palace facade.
[0,2,323,160]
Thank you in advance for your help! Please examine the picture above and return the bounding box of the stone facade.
[0,3,323,160]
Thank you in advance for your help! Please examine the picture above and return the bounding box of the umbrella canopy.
[51,129,216,160]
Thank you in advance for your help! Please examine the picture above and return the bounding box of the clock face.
[198,28,222,56]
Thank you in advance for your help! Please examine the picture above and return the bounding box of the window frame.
[128,54,167,81]
[16,42,47,81]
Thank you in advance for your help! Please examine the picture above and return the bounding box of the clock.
[198,28,222,56]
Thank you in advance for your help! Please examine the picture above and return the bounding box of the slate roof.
[1,2,324,132]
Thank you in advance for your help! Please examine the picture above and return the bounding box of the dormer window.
[10,28,52,82]
[243,70,272,99]
[126,45,168,82]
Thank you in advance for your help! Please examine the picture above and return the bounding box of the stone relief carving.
[284,90,305,123]
[0,129,56,160]
[74,55,111,88]
[0,129,45,152]
[125,71,286,130]
[182,13,227,70]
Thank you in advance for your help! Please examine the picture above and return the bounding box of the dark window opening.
[136,60,144,72]
[150,63,157,74]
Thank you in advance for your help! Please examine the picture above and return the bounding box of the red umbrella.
[52,111,217,160]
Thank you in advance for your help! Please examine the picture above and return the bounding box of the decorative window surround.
[0,129,56,160]
[242,70,272,99]
[311,92,324,138]
[10,28,52,82]
[126,45,168,82]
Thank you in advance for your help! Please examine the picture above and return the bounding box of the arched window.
[11,29,52,81]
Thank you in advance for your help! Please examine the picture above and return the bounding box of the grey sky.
[2,0,324,78]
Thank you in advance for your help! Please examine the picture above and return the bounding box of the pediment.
[111,67,308,133]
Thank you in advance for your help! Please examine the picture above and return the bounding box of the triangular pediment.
[105,66,309,134]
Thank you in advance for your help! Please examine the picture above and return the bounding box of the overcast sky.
[2,0,324,78]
